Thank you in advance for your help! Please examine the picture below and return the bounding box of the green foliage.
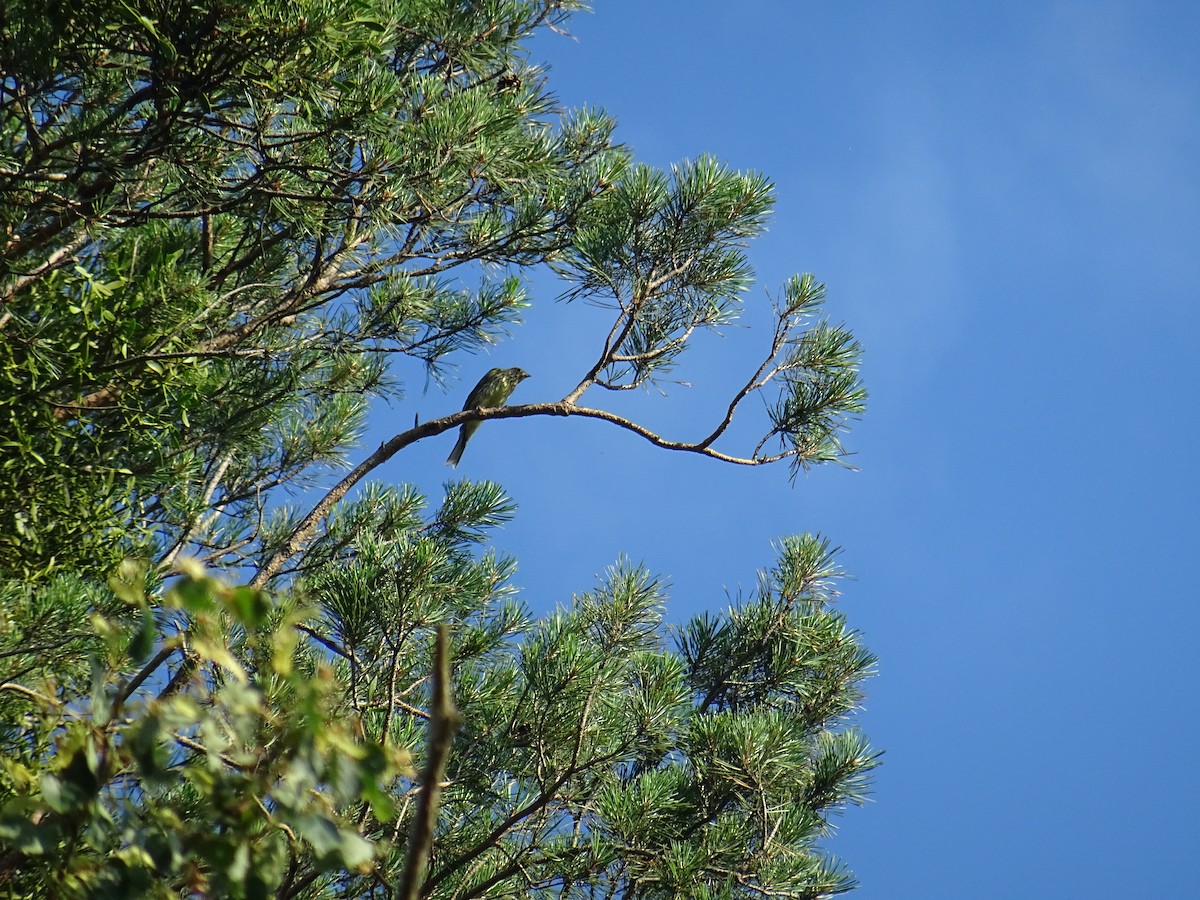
[5,513,878,898]
[0,1,877,896]
[298,528,876,898]
[767,276,868,473]
[0,0,615,580]
[0,573,132,734]
[562,156,776,386]
[0,563,410,898]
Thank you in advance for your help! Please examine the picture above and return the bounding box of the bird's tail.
[445,433,468,467]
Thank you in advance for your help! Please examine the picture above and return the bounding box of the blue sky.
[366,3,1200,896]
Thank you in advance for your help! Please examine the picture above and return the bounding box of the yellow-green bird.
[444,367,530,467]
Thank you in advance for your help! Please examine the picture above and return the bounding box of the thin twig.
[114,643,177,708]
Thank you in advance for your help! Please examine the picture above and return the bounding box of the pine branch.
[249,369,845,587]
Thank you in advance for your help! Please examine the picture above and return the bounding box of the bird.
[444,367,530,467]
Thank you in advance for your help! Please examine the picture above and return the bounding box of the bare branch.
[114,643,178,709]
[295,623,352,661]
[250,396,807,588]
[695,303,795,450]
[396,625,462,900]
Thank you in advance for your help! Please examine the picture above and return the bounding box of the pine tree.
[0,2,877,897]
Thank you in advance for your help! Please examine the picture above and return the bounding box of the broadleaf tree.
[0,1,879,897]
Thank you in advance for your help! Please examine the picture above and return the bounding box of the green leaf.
[0,815,51,857]
[174,576,217,614]
[292,813,375,871]
[228,585,270,628]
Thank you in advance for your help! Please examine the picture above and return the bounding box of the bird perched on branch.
[445,367,530,467]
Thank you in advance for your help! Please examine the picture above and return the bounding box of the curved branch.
[249,412,457,588]
[563,254,702,405]
[250,399,797,588]
[562,296,642,405]
[694,305,794,451]
[520,403,788,464]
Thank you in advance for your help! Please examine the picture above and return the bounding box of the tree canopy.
[0,2,878,897]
